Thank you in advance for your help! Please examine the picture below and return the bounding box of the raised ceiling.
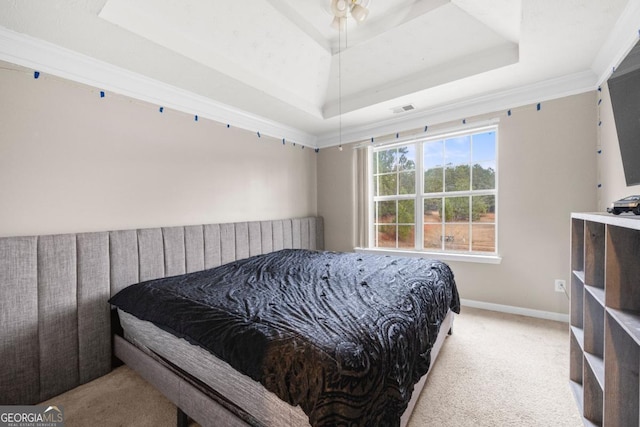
[0,0,637,147]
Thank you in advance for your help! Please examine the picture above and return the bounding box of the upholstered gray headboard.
[0,216,324,405]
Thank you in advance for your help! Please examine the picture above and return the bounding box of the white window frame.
[359,123,501,264]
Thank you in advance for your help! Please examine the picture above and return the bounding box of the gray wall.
[318,92,598,315]
[0,62,317,237]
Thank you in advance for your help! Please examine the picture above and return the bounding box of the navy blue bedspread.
[110,249,459,426]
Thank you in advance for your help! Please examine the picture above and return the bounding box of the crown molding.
[592,0,640,86]
[316,70,599,148]
[0,26,318,148]
[2,13,631,152]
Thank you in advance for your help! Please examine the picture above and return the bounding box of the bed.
[0,216,458,427]
[110,249,459,427]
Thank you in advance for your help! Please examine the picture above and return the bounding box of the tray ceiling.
[0,0,634,147]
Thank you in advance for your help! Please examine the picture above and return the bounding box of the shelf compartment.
[584,221,605,288]
[605,225,640,311]
[604,312,640,426]
[584,285,605,308]
[571,326,585,350]
[584,352,604,390]
[569,380,584,417]
[569,381,600,427]
[583,289,604,358]
[572,218,585,272]
[583,356,603,425]
[570,327,584,384]
[573,270,585,283]
[606,307,640,346]
[571,273,584,328]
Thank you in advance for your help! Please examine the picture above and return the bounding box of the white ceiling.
[0,0,637,147]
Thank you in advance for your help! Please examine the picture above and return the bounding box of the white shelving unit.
[570,212,640,426]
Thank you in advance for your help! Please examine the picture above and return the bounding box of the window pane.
[423,140,444,168]
[445,136,471,166]
[472,163,495,190]
[472,195,495,223]
[398,199,415,223]
[424,167,443,193]
[398,145,416,171]
[445,164,470,192]
[444,224,469,251]
[376,201,396,223]
[377,225,396,248]
[424,224,442,250]
[373,175,379,197]
[424,198,442,223]
[379,174,397,196]
[398,225,415,248]
[444,196,469,222]
[472,224,495,252]
[399,171,415,194]
[472,131,496,162]
[377,149,397,173]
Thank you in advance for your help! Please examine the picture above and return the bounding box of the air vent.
[391,104,415,114]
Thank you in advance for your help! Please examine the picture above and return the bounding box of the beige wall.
[597,83,640,209]
[0,58,601,314]
[317,146,357,252]
[318,92,598,314]
[0,63,317,237]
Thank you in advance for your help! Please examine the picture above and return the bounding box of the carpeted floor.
[407,307,582,426]
[42,307,582,426]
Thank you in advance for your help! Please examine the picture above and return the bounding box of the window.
[371,126,497,255]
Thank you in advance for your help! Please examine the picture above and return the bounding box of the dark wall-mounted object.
[608,40,640,186]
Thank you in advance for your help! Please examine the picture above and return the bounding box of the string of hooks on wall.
[16,66,321,153]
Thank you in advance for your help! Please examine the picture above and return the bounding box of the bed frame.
[0,215,453,426]
[114,309,454,427]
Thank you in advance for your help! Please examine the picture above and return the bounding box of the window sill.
[354,247,502,264]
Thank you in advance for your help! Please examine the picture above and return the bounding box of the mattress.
[119,309,309,426]
[111,249,459,426]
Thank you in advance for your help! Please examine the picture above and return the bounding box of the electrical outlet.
[555,279,566,293]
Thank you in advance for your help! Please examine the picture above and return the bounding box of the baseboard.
[460,298,570,323]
